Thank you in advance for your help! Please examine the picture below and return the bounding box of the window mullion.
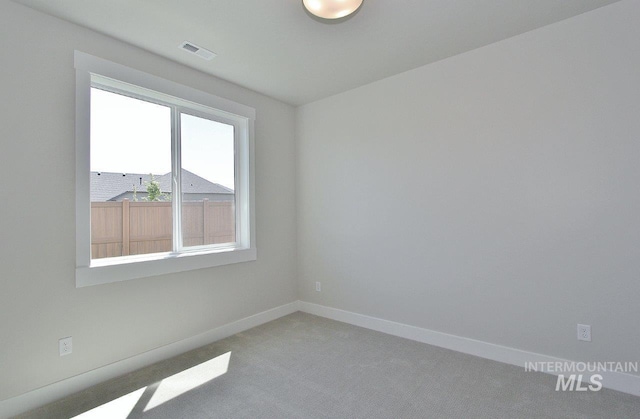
[234,123,242,247]
[171,107,183,253]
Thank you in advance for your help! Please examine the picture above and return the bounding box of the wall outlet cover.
[577,324,591,342]
[59,337,73,356]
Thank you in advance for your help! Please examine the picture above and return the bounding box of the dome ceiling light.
[302,0,364,20]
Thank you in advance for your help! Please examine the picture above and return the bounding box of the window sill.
[76,247,257,287]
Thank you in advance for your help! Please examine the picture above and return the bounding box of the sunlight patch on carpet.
[71,351,231,418]
[144,351,231,411]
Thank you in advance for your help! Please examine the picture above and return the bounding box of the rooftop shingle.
[90,169,233,201]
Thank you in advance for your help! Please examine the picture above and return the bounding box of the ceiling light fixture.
[302,0,363,20]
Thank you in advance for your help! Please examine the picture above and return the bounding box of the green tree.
[142,174,169,201]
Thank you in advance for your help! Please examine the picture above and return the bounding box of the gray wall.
[0,1,297,400]
[297,0,640,367]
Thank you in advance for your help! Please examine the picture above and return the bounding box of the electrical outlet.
[315,282,321,292]
[59,337,73,356]
[577,324,591,342]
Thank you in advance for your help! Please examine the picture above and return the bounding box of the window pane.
[180,113,236,248]
[90,88,172,259]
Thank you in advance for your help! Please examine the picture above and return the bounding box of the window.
[75,51,256,287]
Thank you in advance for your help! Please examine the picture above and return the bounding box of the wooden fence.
[91,199,235,259]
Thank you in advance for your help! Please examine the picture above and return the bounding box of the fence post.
[203,199,210,246]
[122,199,130,256]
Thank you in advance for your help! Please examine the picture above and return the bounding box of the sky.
[90,88,235,190]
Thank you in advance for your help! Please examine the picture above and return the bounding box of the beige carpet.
[19,312,640,418]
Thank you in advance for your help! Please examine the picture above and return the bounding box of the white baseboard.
[3,300,638,418]
[0,301,299,419]
[298,301,640,397]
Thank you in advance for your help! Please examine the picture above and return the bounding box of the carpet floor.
[19,312,640,419]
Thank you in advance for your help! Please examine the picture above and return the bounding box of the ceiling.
[16,0,620,105]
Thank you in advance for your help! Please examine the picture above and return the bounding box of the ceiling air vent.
[179,41,216,60]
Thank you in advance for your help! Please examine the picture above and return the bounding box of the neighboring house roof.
[90,169,233,201]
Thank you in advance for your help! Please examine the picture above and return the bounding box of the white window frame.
[75,51,256,287]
